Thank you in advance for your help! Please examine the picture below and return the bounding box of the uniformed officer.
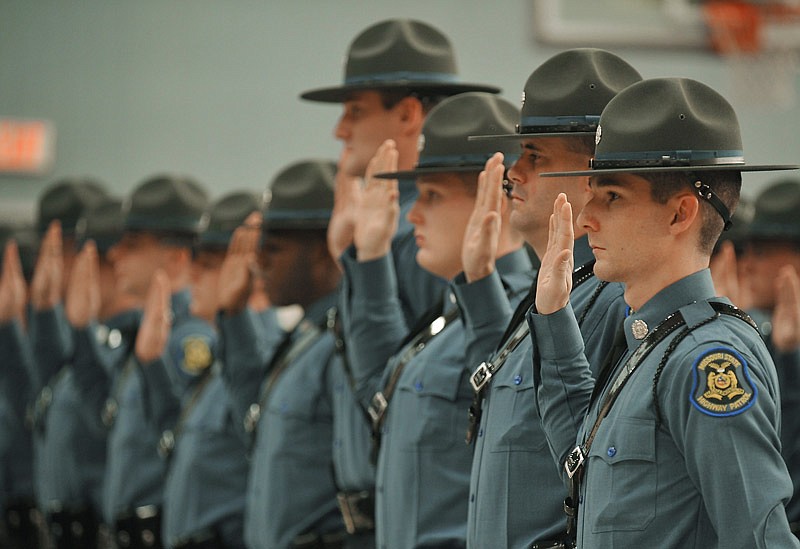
[23,179,109,548]
[97,175,212,549]
[739,179,800,534]
[34,195,141,549]
[452,49,640,548]
[0,226,41,549]
[301,22,501,543]
[160,191,275,549]
[217,160,346,548]
[531,77,799,547]
[341,92,530,548]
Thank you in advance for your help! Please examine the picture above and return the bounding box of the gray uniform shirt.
[530,269,798,548]
[453,237,625,548]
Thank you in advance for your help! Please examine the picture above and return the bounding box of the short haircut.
[642,170,742,255]
[562,134,596,157]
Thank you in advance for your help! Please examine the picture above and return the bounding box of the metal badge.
[631,319,649,340]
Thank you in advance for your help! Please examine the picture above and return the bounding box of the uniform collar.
[623,269,716,349]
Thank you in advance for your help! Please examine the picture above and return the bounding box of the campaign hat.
[37,178,108,236]
[541,78,800,177]
[747,179,800,241]
[375,92,518,180]
[123,174,209,237]
[262,160,336,231]
[470,48,641,141]
[197,191,263,250]
[300,18,499,103]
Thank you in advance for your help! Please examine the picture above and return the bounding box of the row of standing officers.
[2,17,800,549]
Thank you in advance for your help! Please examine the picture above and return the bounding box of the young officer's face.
[406,173,476,280]
[506,137,591,244]
[578,173,674,286]
[334,90,407,177]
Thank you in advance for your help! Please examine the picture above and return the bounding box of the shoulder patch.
[181,335,213,374]
[690,347,757,417]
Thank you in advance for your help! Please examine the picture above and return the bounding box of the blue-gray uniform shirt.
[330,179,445,545]
[102,289,211,523]
[452,237,625,548]
[749,309,800,524]
[0,319,36,508]
[162,308,283,549]
[530,269,798,547]
[232,292,343,549]
[344,246,533,548]
[33,309,139,516]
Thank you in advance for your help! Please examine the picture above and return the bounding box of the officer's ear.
[668,191,701,235]
[395,96,424,137]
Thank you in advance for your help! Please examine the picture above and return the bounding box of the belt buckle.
[469,362,493,393]
[368,392,388,426]
[564,446,585,479]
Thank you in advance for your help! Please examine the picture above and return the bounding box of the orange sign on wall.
[0,119,55,175]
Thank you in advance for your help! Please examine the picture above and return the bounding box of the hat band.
[518,115,600,134]
[264,209,331,221]
[344,71,460,86]
[591,149,745,169]
[416,153,515,169]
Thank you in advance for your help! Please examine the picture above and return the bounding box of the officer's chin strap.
[694,180,732,231]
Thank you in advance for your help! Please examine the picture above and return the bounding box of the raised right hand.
[30,221,63,311]
[218,212,261,315]
[535,193,574,315]
[65,241,101,328]
[463,153,505,283]
[0,241,28,324]
[327,148,363,263]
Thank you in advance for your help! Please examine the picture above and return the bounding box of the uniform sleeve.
[0,320,35,423]
[29,305,73,393]
[774,347,800,522]
[219,307,278,430]
[528,304,596,476]
[71,323,116,434]
[662,341,798,548]
[451,270,513,371]
[340,249,408,407]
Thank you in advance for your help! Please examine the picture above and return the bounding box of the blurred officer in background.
[0,224,40,549]
[740,178,800,535]
[97,175,212,549]
[217,160,346,548]
[159,191,267,549]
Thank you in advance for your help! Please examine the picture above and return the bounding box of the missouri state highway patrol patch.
[690,348,757,417]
